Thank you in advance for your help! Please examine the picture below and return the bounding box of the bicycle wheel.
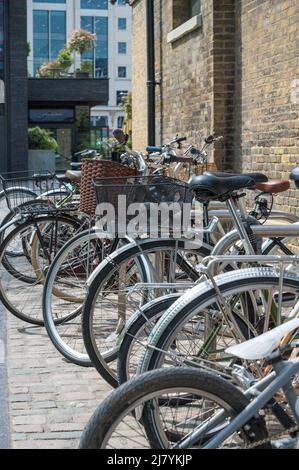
[42,228,121,366]
[0,201,75,281]
[79,368,269,449]
[117,294,181,385]
[0,214,80,325]
[0,187,36,221]
[138,267,299,377]
[82,238,211,387]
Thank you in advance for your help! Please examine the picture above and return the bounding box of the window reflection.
[81,0,108,9]
[81,16,108,78]
[33,10,66,74]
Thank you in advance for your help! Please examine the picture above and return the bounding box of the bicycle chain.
[244,425,299,449]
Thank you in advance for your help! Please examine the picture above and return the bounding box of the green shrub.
[57,48,73,69]
[80,59,93,75]
[28,127,58,151]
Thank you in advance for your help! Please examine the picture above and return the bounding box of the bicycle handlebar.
[176,136,187,144]
[162,154,193,164]
[205,135,223,144]
[146,146,163,153]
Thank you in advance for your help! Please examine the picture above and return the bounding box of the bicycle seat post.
[226,194,256,255]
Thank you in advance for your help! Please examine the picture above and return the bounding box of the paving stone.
[13,415,47,425]
[30,401,57,409]
[10,394,32,403]
[29,431,83,440]
[47,423,85,432]
[14,425,44,434]
[7,301,116,449]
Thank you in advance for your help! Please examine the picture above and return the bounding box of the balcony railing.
[28,59,108,80]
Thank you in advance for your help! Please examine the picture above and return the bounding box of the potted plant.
[57,48,73,74]
[38,60,63,79]
[67,29,96,78]
[79,59,93,78]
[28,127,58,172]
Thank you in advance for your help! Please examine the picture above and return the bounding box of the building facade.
[27,0,132,133]
[0,0,29,172]
[131,0,298,213]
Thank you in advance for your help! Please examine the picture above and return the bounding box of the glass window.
[118,42,126,54]
[116,90,128,106]
[33,10,49,72]
[81,16,108,78]
[190,0,201,17]
[81,16,95,63]
[50,11,66,59]
[118,18,127,30]
[29,108,74,123]
[118,0,127,5]
[172,0,201,30]
[118,66,126,78]
[117,116,124,128]
[81,0,108,9]
[96,115,109,127]
[33,10,66,73]
[33,1,66,3]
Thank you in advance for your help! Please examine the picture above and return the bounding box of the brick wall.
[131,0,237,164]
[236,0,299,214]
[131,0,299,213]
[213,0,236,170]
[155,0,215,159]
[131,0,148,151]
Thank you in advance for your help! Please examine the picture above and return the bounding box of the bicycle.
[0,171,86,324]
[81,170,299,386]
[79,319,299,449]
[0,145,147,326]
[41,133,236,366]
[43,135,296,368]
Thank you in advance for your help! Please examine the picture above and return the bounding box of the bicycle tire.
[42,229,123,366]
[82,238,211,388]
[138,268,299,376]
[79,368,270,449]
[117,293,181,385]
[0,187,36,217]
[0,214,80,325]
[0,200,75,282]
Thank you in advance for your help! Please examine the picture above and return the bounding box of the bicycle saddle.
[255,179,290,194]
[189,172,267,201]
[65,170,81,183]
[204,172,268,183]
[226,318,299,361]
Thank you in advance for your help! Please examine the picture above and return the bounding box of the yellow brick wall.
[236,0,299,213]
[131,0,148,152]
[131,0,299,210]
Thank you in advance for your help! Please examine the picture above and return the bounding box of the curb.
[0,299,9,449]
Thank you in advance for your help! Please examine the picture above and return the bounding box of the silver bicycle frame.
[175,359,299,449]
[203,359,299,449]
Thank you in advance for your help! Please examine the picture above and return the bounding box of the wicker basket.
[80,159,137,215]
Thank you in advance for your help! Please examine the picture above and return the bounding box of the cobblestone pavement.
[6,311,113,449]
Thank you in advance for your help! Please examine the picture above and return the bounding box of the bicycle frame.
[172,358,299,449]
[201,359,299,449]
